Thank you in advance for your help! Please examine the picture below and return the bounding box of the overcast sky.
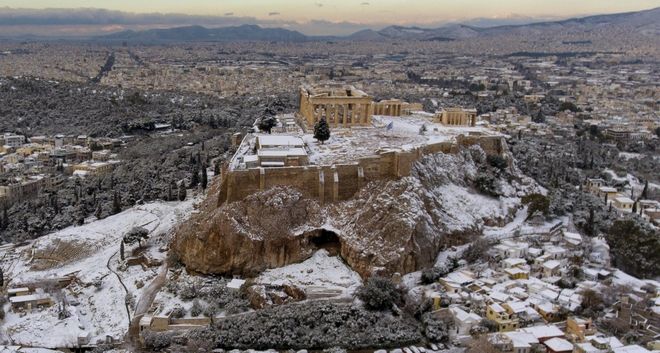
[0,0,658,36]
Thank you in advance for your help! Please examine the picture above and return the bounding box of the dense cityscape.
[0,2,658,353]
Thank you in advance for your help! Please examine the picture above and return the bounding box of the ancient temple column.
[364,104,370,124]
[330,104,336,125]
[343,104,348,127]
[311,104,318,125]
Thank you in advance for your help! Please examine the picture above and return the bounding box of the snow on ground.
[307,114,493,165]
[256,249,362,297]
[237,113,498,167]
[602,169,659,194]
[483,206,528,240]
[428,184,520,232]
[434,243,471,268]
[0,198,195,348]
[0,347,63,353]
[618,152,644,160]
[612,270,660,290]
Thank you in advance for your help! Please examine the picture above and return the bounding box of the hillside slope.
[174,144,541,278]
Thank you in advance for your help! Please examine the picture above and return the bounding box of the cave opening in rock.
[309,229,341,256]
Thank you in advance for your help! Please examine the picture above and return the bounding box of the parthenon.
[299,84,373,127]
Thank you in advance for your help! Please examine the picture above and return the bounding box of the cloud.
[315,3,324,7]
[0,6,576,37]
[0,7,254,26]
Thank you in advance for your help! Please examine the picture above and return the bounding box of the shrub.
[143,331,176,350]
[355,277,402,311]
[170,305,186,319]
[123,226,149,247]
[606,219,660,278]
[480,318,498,333]
[124,292,136,310]
[475,172,500,197]
[190,299,203,317]
[463,238,490,264]
[420,265,449,284]
[487,155,507,171]
[188,301,422,350]
[258,116,277,134]
[422,312,454,342]
[522,193,550,219]
[178,282,198,300]
[559,101,580,113]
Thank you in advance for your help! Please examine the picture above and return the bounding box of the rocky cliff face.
[174,145,539,278]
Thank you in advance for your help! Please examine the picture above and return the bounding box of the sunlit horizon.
[1,0,658,25]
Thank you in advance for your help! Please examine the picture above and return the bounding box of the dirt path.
[126,263,168,345]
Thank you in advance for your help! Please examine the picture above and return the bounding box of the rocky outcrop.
[174,186,325,276]
[174,146,539,278]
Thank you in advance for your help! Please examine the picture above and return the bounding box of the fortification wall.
[218,135,505,205]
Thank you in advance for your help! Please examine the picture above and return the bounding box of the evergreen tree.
[632,202,637,214]
[53,194,59,214]
[587,208,595,236]
[190,163,200,188]
[642,180,649,199]
[112,191,121,215]
[258,116,277,134]
[1,207,7,230]
[314,117,331,144]
[167,183,173,201]
[120,240,125,261]
[178,183,187,202]
[201,164,208,189]
[0,267,3,287]
[213,162,221,176]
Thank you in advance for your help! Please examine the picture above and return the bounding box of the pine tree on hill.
[178,183,187,202]
[112,191,121,215]
[314,118,331,145]
[1,207,7,230]
[201,164,208,189]
[642,180,648,199]
[190,163,200,188]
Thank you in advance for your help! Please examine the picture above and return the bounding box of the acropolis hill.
[174,85,540,278]
[217,85,506,205]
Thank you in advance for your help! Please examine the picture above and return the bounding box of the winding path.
[107,250,132,323]
[127,263,168,345]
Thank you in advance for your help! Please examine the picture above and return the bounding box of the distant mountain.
[94,7,659,43]
[347,7,659,41]
[99,24,308,42]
